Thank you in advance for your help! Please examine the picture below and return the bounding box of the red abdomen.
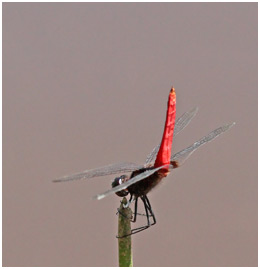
[154,88,176,169]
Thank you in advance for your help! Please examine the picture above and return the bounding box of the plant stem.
[118,197,133,267]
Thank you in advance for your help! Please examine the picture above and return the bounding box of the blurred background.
[3,3,257,267]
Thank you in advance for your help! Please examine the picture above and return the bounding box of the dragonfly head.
[112,175,130,197]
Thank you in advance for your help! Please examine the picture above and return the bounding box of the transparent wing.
[145,107,199,166]
[171,122,235,166]
[145,145,160,166]
[53,162,144,183]
[174,107,199,136]
[94,164,170,200]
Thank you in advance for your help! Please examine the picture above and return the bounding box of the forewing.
[145,107,199,166]
[171,122,235,166]
[94,164,171,200]
[53,162,144,183]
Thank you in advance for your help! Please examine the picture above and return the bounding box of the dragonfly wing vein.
[94,164,171,200]
[171,122,235,166]
[145,107,199,166]
[53,162,144,182]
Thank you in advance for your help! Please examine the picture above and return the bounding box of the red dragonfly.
[54,88,235,237]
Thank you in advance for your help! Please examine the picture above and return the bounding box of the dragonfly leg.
[117,196,156,238]
[117,196,138,223]
[131,198,153,218]
[117,225,150,238]
[116,194,135,221]
[144,195,156,225]
[132,197,138,223]
[117,223,150,238]
[125,195,155,237]
[123,194,134,208]
[141,196,151,226]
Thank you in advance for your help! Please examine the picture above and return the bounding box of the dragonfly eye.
[112,175,129,197]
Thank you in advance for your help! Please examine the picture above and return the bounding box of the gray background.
[3,3,257,267]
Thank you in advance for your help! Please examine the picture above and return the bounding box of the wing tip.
[52,177,68,183]
[190,106,199,117]
[225,122,236,130]
[52,176,73,183]
[193,106,199,113]
[92,194,104,200]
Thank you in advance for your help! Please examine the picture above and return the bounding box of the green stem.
[118,197,133,267]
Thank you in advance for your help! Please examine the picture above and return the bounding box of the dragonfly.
[54,87,235,237]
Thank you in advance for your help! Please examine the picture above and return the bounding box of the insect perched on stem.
[54,87,235,237]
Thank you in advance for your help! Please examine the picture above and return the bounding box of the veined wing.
[171,122,235,166]
[145,107,199,166]
[174,107,199,136]
[53,162,144,183]
[94,164,171,200]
